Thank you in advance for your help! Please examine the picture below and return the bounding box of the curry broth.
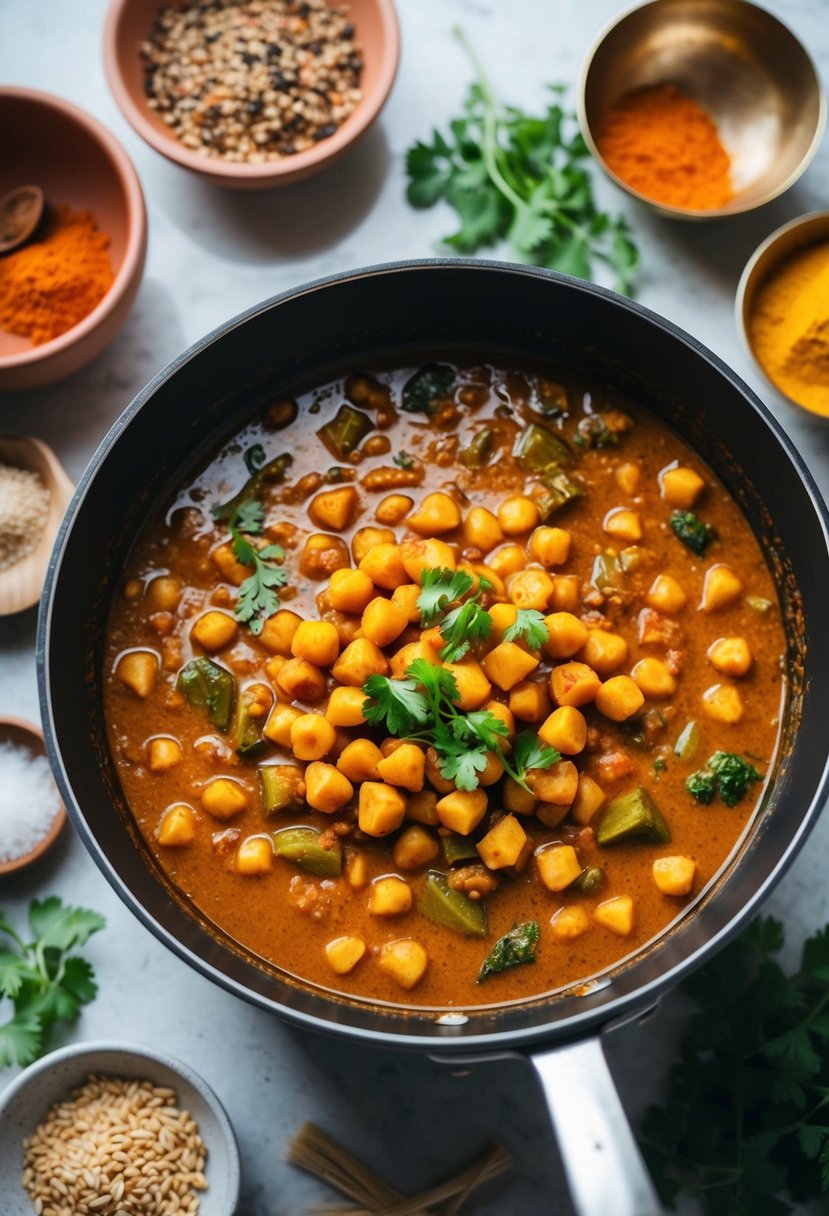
[104,362,786,1009]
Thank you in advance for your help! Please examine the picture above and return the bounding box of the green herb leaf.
[225,498,288,635]
[503,608,548,651]
[479,921,540,980]
[512,732,561,782]
[439,599,493,662]
[393,451,415,469]
[417,567,475,625]
[670,509,716,556]
[362,674,430,737]
[686,751,762,807]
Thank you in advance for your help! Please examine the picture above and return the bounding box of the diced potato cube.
[594,675,645,722]
[535,803,571,829]
[390,638,441,678]
[376,494,413,526]
[290,713,337,761]
[235,835,274,875]
[408,492,462,535]
[464,507,503,553]
[593,895,634,936]
[332,638,389,686]
[487,543,527,580]
[361,597,409,647]
[550,574,580,613]
[543,612,589,660]
[353,526,396,564]
[508,568,556,611]
[211,541,250,585]
[550,905,592,940]
[369,875,413,916]
[276,657,326,702]
[309,486,360,531]
[393,824,439,870]
[707,636,753,677]
[550,661,600,708]
[702,683,744,724]
[652,855,697,896]
[406,789,440,825]
[435,789,488,835]
[485,700,516,740]
[377,939,428,989]
[359,543,408,590]
[503,777,538,816]
[631,657,677,698]
[157,803,197,846]
[325,936,366,975]
[488,602,519,638]
[661,465,705,509]
[259,609,303,656]
[399,538,456,583]
[325,686,367,727]
[442,659,492,710]
[615,462,641,495]
[148,575,182,611]
[477,814,528,869]
[603,508,642,543]
[201,778,248,821]
[536,844,582,892]
[337,738,384,783]
[299,533,350,580]
[530,526,571,568]
[701,564,743,612]
[579,631,628,675]
[498,495,540,535]
[263,703,303,747]
[646,575,687,615]
[291,620,340,667]
[377,743,426,792]
[538,706,587,755]
[509,679,551,723]
[116,650,159,699]
[358,782,408,836]
[148,737,182,773]
[482,641,540,692]
[328,568,375,615]
[304,761,354,813]
[390,582,421,622]
[527,759,578,805]
[570,773,606,825]
[344,851,370,889]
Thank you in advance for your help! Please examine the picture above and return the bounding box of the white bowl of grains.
[103,0,400,188]
[0,436,74,616]
[0,1040,240,1216]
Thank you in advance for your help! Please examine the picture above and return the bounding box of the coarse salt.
[0,461,50,572]
[0,739,60,863]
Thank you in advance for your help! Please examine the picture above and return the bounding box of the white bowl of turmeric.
[737,210,829,420]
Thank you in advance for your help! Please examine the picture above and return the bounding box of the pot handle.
[529,1035,663,1216]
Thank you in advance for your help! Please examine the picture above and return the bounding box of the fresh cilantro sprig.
[405,28,639,294]
[418,567,475,625]
[504,609,549,651]
[686,751,761,808]
[223,498,288,636]
[0,897,105,1069]
[417,567,493,662]
[362,660,559,792]
[641,916,829,1214]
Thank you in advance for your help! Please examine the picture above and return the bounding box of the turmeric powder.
[748,241,829,416]
[0,203,114,346]
[596,83,733,211]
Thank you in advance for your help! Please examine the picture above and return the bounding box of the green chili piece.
[212,454,293,521]
[231,688,268,759]
[574,866,605,894]
[418,872,487,937]
[458,428,494,468]
[272,826,341,877]
[513,423,572,471]
[441,833,480,865]
[596,787,671,847]
[260,765,306,815]
[176,658,235,731]
[401,364,455,415]
[317,404,374,460]
[478,921,539,981]
[532,469,583,521]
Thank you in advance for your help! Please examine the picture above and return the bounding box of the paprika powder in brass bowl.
[0,87,147,392]
[578,0,825,220]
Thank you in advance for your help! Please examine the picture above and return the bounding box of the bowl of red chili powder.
[578,0,825,220]
[0,87,147,391]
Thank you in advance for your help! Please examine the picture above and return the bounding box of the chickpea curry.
[105,362,786,1009]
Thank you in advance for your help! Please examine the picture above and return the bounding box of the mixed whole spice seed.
[140,0,363,163]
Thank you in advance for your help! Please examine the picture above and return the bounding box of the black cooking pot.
[38,262,829,1215]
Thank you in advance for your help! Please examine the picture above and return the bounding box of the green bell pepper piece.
[418,872,487,937]
[596,787,671,846]
[260,765,306,815]
[176,658,235,731]
[272,826,341,877]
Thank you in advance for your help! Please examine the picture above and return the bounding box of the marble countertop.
[2,1,829,1212]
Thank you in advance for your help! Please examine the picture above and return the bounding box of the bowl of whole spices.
[103,0,399,188]
[0,436,74,616]
[0,1040,240,1216]
[0,87,147,391]
[578,0,825,219]
[0,716,66,876]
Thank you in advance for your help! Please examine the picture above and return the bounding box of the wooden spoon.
[0,185,44,254]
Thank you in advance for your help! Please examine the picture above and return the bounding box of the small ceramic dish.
[102,0,399,189]
[0,87,147,391]
[0,1040,241,1215]
[0,716,66,876]
[578,0,825,220]
[736,209,829,420]
[0,436,74,616]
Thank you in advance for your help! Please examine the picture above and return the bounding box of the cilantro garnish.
[0,897,105,1068]
[641,916,829,1213]
[393,451,415,469]
[405,28,639,294]
[686,752,761,808]
[670,510,716,557]
[224,498,288,635]
[417,567,475,625]
[504,608,548,651]
[416,567,494,662]
[361,661,559,792]
[439,598,493,662]
[479,921,540,981]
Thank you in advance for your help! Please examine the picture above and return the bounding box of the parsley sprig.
[223,498,288,635]
[417,567,493,662]
[405,28,639,294]
[363,659,559,792]
[642,916,829,1214]
[0,897,105,1068]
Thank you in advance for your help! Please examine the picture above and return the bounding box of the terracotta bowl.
[0,716,66,876]
[102,0,400,189]
[0,87,147,392]
[0,436,75,616]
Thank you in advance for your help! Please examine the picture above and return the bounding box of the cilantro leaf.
[438,743,489,791]
[687,752,761,807]
[504,608,548,651]
[439,599,492,662]
[28,897,106,953]
[0,1010,42,1069]
[224,498,288,635]
[512,732,561,780]
[479,921,540,981]
[417,567,475,625]
[670,509,716,556]
[362,675,429,737]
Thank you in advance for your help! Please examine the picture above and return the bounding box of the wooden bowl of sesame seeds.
[103,0,400,188]
[0,1040,240,1216]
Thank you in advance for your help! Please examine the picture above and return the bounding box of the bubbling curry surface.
[104,362,786,1009]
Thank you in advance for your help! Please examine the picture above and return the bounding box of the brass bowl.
[578,0,826,220]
